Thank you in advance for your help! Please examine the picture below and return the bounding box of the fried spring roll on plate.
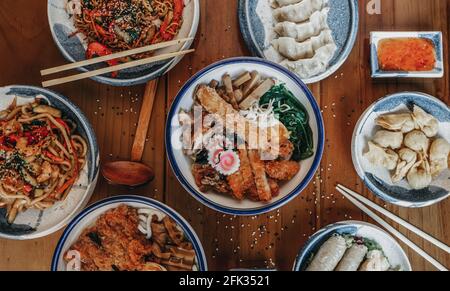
[306,235,347,271]
[335,244,368,271]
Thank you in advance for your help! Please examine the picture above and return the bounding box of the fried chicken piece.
[268,178,280,197]
[279,140,294,160]
[192,164,231,194]
[227,149,255,200]
[265,160,301,181]
[248,150,272,202]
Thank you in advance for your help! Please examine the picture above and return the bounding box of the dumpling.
[429,138,450,178]
[272,37,314,60]
[274,8,330,42]
[272,0,303,8]
[375,113,416,133]
[404,130,430,153]
[412,105,439,137]
[281,43,337,78]
[392,148,417,183]
[372,130,403,149]
[364,141,399,170]
[273,0,329,23]
[407,153,432,190]
[272,30,334,60]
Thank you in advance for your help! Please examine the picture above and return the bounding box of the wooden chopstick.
[337,184,450,254]
[41,37,193,76]
[336,185,448,271]
[42,49,195,88]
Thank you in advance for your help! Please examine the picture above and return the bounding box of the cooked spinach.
[259,84,314,161]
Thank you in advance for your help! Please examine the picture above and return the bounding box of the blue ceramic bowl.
[352,92,450,208]
[166,57,324,216]
[0,85,99,240]
[51,195,208,271]
[293,221,412,271]
[238,0,359,84]
[47,0,200,86]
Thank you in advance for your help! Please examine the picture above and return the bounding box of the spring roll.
[335,244,368,271]
[306,235,347,271]
[359,250,391,271]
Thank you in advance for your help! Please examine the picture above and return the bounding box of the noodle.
[69,0,184,59]
[0,98,87,223]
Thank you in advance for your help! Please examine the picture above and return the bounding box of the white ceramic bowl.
[293,221,412,271]
[166,57,325,216]
[352,92,450,208]
[51,195,207,271]
[0,86,99,240]
[47,0,200,86]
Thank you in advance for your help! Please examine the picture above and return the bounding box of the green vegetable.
[259,84,314,161]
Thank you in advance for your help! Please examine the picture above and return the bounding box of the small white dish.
[293,221,412,271]
[371,31,444,79]
[352,92,450,208]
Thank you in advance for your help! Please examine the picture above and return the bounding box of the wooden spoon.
[102,79,158,187]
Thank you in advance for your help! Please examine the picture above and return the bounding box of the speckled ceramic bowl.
[352,92,450,208]
[51,195,207,271]
[293,221,412,271]
[0,86,99,240]
[239,0,359,84]
[48,0,200,86]
[166,57,324,216]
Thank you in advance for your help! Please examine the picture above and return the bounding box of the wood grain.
[0,0,449,271]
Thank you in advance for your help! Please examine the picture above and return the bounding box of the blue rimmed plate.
[0,85,99,240]
[293,221,412,271]
[47,0,200,86]
[166,57,324,216]
[371,31,444,78]
[352,92,450,208]
[238,0,359,84]
[51,195,207,271]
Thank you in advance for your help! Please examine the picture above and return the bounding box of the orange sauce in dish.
[378,38,436,71]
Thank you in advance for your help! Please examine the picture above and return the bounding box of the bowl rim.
[351,91,450,208]
[292,220,413,271]
[47,0,200,86]
[0,85,99,240]
[165,56,325,216]
[51,195,208,271]
[238,0,360,84]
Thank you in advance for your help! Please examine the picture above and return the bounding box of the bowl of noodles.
[0,86,99,240]
[48,0,200,86]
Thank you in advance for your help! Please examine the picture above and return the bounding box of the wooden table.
[0,0,449,271]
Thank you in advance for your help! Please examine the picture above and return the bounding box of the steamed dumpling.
[392,148,417,183]
[373,130,404,150]
[359,250,391,271]
[273,0,329,23]
[272,0,303,8]
[274,8,330,42]
[281,43,337,78]
[376,113,416,133]
[364,141,399,170]
[407,153,432,190]
[272,30,334,60]
[412,105,439,138]
[404,130,430,153]
[429,138,450,178]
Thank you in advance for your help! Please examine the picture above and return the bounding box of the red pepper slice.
[44,151,65,163]
[23,184,33,194]
[86,42,119,78]
[160,0,184,41]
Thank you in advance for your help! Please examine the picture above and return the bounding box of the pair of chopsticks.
[41,37,195,87]
[336,184,449,271]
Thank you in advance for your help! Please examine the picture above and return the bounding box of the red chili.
[44,151,65,163]
[23,184,33,193]
[160,0,184,41]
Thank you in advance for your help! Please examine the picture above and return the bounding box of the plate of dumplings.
[352,92,450,208]
[238,0,359,84]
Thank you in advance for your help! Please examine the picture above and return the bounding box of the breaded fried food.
[279,139,295,160]
[268,178,280,197]
[265,160,301,181]
[248,150,272,202]
[192,164,231,194]
[227,149,255,199]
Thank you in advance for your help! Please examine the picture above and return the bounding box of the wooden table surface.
[0,0,449,271]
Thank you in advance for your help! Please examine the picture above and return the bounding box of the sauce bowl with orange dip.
[371,32,443,78]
